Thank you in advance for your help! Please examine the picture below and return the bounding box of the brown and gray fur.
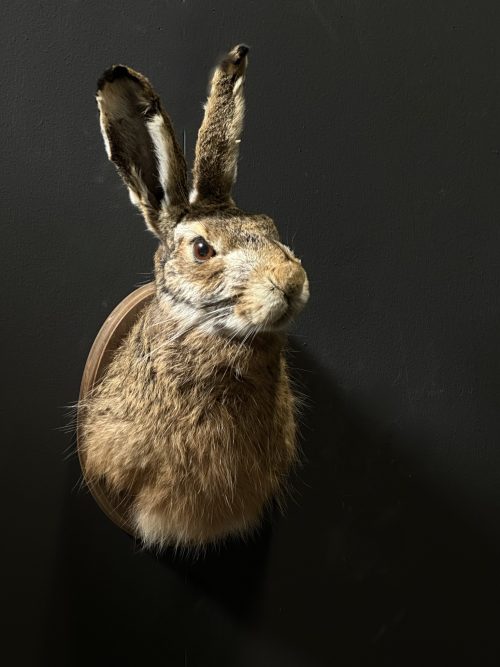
[80,45,309,548]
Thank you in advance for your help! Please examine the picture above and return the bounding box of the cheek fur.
[187,257,225,292]
[163,249,226,305]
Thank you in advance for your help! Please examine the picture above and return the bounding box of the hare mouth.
[262,308,297,332]
[262,291,308,332]
[244,302,298,334]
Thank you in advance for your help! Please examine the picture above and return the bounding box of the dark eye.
[193,237,216,261]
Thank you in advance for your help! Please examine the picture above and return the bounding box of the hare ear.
[96,65,188,238]
[191,45,249,206]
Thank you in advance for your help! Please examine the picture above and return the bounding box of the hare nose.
[269,262,306,299]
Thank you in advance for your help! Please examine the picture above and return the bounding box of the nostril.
[269,278,304,304]
[268,265,306,300]
[268,278,287,296]
[268,278,281,291]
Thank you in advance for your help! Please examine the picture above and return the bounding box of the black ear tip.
[236,44,250,58]
[219,44,250,75]
[97,65,132,91]
[232,44,250,64]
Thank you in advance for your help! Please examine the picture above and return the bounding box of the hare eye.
[193,237,216,261]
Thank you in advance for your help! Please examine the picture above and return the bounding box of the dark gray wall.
[3,1,500,665]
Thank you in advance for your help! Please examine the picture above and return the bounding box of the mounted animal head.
[96,45,309,337]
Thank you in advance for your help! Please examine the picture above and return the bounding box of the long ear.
[191,44,249,206]
[96,65,188,238]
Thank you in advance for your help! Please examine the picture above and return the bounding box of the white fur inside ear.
[233,75,244,96]
[189,188,199,204]
[146,113,171,206]
[96,97,112,159]
[128,188,140,207]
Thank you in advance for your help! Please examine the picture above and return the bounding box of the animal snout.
[233,255,309,332]
[269,262,307,302]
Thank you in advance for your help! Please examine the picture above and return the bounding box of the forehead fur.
[175,208,280,246]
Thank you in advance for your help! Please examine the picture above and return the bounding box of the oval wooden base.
[77,283,156,535]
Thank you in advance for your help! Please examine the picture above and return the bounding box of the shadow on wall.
[155,338,500,665]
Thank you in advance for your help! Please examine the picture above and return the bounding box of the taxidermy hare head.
[80,45,309,549]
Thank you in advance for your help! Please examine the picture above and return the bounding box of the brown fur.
[80,46,309,548]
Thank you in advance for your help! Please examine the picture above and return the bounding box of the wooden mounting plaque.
[77,282,156,534]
